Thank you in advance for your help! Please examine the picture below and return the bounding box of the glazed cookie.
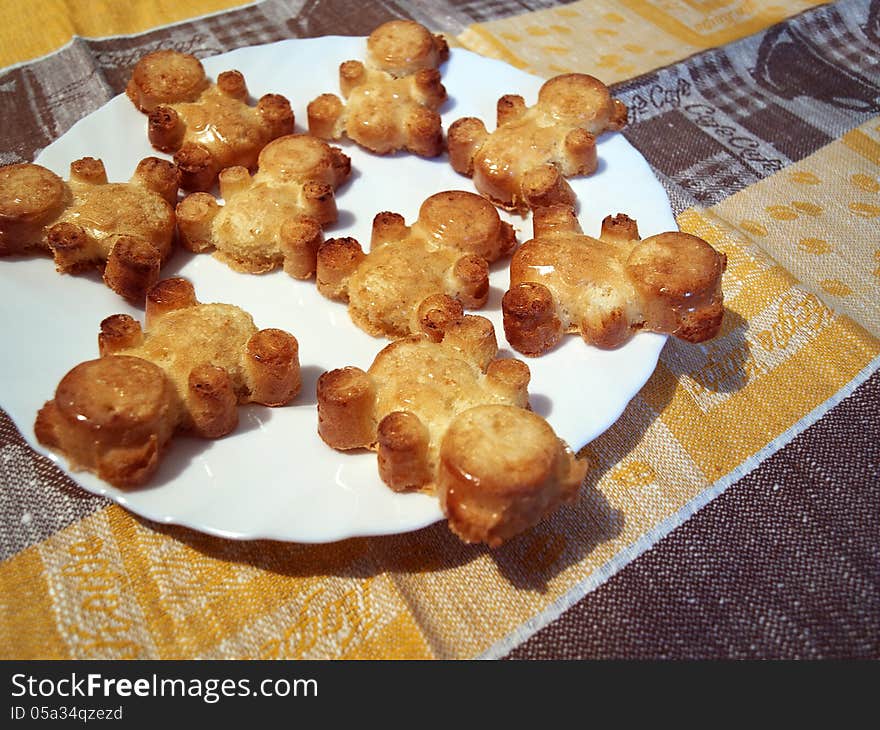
[307,20,448,156]
[35,277,301,487]
[0,157,178,302]
[176,134,351,276]
[127,49,294,190]
[503,205,726,354]
[447,73,627,213]
[317,311,585,546]
[316,190,516,338]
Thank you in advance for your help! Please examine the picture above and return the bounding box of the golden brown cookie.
[176,134,351,276]
[316,190,516,338]
[447,73,627,213]
[317,312,585,546]
[0,157,178,302]
[307,20,448,156]
[502,205,727,354]
[35,277,301,487]
[127,49,295,191]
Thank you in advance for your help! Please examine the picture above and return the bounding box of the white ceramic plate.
[0,36,672,542]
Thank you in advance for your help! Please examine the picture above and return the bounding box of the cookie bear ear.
[502,282,564,357]
[69,157,108,185]
[145,277,198,326]
[99,314,144,355]
[317,367,377,450]
[133,157,179,205]
[187,363,239,438]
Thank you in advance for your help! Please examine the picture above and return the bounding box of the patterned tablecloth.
[0,0,877,659]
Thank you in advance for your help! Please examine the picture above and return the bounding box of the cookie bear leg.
[301,181,337,225]
[316,237,365,300]
[145,277,197,326]
[174,143,216,193]
[99,314,144,355]
[69,157,108,185]
[187,363,239,438]
[448,254,489,308]
[281,217,323,280]
[46,222,90,273]
[377,411,431,491]
[218,166,252,200]
[257,93,295,138]
[447,117,488,176]
[317,366,376,449]
[176,193,220,253]
[485,358,531,408]
[532,203,583,237]
[148,105,185,153]
[414,293,463,342]
[502,282,564,356]
[243,328,301,406]
[104,236,162,303]
[563,128,598,176]
[521,164,576,210]
[411,68,446,109]
[442,315,497,371]
[371,212,409,247]
[404,106,443,157]
[496,94,526,126]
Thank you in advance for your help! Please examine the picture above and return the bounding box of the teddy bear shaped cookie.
[176,134,351,276]
[35,277,301,487]
[0,156,178,302]
[447,73,627,213]
[317,308,586,546]
[127,49,294,191]
[502,204,727,354]
[315,190,517,338]
[307,20,448,156]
